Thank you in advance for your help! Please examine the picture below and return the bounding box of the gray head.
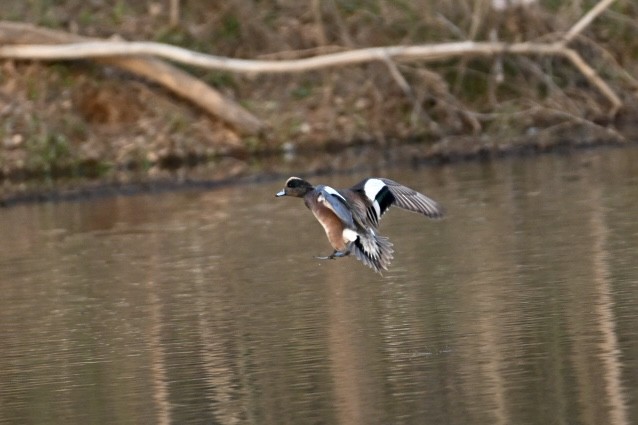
[275,176,314,198]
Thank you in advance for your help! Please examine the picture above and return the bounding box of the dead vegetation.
[0,0,637,183]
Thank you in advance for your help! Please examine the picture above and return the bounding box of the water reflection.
[1,148,637,424]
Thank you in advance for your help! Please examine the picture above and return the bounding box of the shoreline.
[2,136,634,208]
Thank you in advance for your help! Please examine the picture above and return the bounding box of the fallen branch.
[0,36,566,72]
[0,21,264,135]
[0,37,622,114]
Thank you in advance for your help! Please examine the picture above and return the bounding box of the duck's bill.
[275,190,286,197]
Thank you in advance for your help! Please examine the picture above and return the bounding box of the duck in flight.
[275,176,444,273]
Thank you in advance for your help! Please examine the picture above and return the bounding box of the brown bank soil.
[1,1,637,205]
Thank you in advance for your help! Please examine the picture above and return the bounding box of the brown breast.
[308,200,348,251]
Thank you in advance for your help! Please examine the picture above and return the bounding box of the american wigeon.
[276,176,444,273]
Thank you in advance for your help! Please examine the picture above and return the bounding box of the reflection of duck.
[276,177,444,273]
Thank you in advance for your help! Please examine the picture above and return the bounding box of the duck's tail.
[352,229,394,274]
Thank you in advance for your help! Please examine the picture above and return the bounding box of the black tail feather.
[352,231,394,273]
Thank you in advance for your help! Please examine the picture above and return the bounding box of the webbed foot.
[315,250,350,260]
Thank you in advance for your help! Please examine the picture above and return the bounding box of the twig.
[559,47,622,113]
[381,55,424,127]
[562,0,617,45]
[169,0,180,27]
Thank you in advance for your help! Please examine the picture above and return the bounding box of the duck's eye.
[287,179,301,188]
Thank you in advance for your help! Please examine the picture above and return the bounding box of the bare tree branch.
[0,0,626,122]
[0,37,562,71]
[0,36,621,113]
[559,48,622,112]
[0,21,264,135]
[562,0,616,45]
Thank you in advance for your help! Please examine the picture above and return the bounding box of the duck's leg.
[315,249,350,260]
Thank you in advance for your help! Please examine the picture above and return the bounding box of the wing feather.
[315,185,356,228]
[380,178,444,219]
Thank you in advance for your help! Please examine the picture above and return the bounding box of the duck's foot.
[315,250,350,260]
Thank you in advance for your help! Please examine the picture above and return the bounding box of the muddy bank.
[2,129,636,208]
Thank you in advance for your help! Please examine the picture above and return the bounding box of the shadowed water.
[1,147,637,425]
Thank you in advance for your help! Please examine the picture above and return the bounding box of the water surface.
[1,147,637,425]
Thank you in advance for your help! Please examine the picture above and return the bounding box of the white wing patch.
[363,178,386,219]
[363,179,385,200]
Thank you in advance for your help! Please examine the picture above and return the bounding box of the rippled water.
[1,147,637,425]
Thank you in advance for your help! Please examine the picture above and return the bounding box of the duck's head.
[276,176,314,198]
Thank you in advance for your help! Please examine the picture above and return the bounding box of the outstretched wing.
[350,178,444,226]
[381,178,444,219]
